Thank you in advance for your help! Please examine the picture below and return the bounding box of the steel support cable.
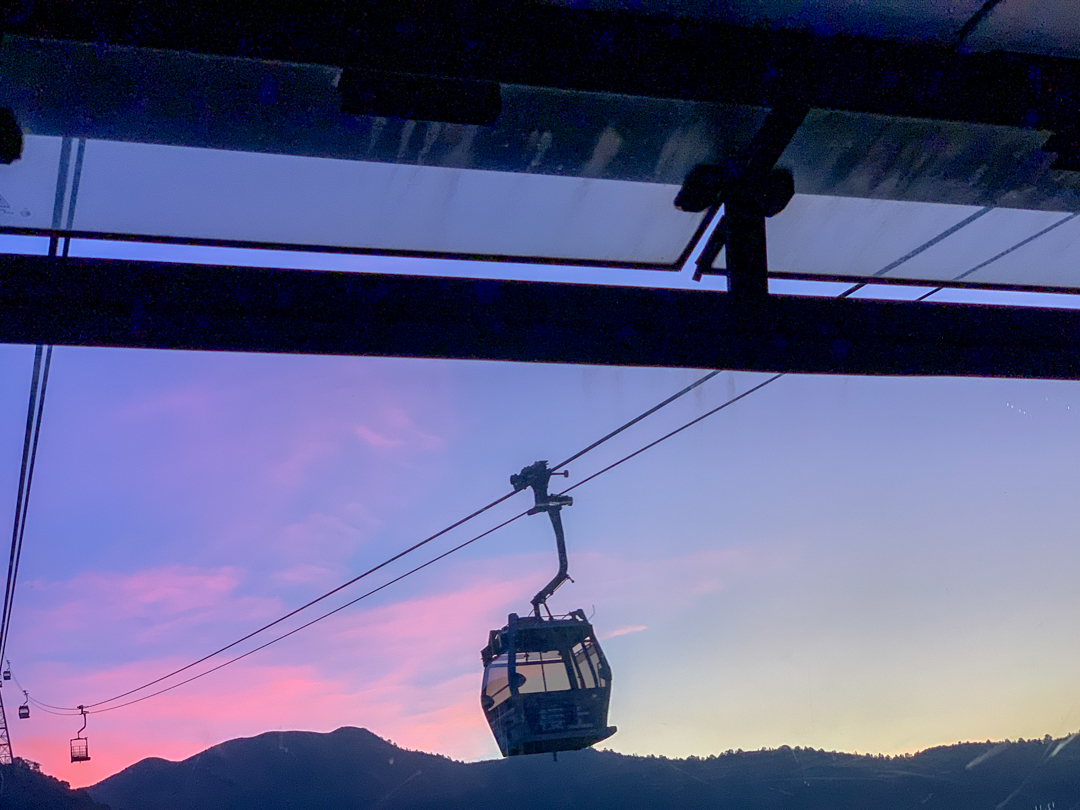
[88,508,535,713]
[913,213,1080,302]
[0,348,43,656]
[550,371,720,471]
[2,346,51,659]
[0,346,50,665]
[556,374,783,497]
[37,367,722,712]
[8,671,77,716]
[28,701,78,716]
[951,0,1008,49]
[73,373,783,713]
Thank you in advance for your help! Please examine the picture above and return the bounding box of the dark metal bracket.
[676,105,807,301]
[510,461,574,617]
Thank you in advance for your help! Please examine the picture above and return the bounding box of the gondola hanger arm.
[511,461,574,616]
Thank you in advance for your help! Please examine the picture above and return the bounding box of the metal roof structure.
[3,0,1080,377]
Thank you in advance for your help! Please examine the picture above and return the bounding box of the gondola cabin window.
[516,650,573,693]
[482,655,511,710]
[572,640,607,689]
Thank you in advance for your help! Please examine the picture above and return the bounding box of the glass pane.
[585,640,608,688]
[572,642,598,689]
[515,650,573,693]
[713,194,1080,291]
[538,0,986,43]
[937,213,1080,289]
[483,657,511,708]
[0,134,62,230]
[70,139,704,266]
[965,0,1080,59]
[0,234,50,255]
[755,194,984,280]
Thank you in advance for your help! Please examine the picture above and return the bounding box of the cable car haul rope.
[7,369,782,760]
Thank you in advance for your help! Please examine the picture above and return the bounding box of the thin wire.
[1,346,51,661]
[914,214,1080,302]
[552,370,720,470]
[90,508,535,713]
[9,669,77,715]
[0,346,46,664]
[27,695,81,713]
[951,0,1007,49]
[80,490,520,709]
[10,665,77,713]
[0,347,42,653]
[47,367,723,711]
[86,373,783,712]
[28,699,78,717]
[559,374,784,496]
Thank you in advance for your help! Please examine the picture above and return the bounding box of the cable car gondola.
[18,691,29,719]
[481,461,616,757]
[2,660,10,680]
[70,706,90,762]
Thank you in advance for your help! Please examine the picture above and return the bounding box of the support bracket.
[676,105,806,301]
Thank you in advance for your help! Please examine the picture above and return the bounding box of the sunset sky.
[3,322,1080,786]
[7,0,1080,789]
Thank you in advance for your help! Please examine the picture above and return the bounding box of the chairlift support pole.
[510,461,573,617]
[0,685,12,765]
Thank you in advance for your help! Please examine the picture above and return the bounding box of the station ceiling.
[2,1,1080,376]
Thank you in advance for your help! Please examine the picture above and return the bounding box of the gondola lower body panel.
[486,686,616,756]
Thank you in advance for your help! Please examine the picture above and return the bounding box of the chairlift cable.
[86,373,783,713]
[0,346,42,658]
[77,491,520,710]
[1,346,51,662]
[550,370,721,470]
[558,374,783,497]
[88,507,535,713]
[84,373,781,708]
[27,699,79,716]
[0,345,51,665]
[38,367,726,712]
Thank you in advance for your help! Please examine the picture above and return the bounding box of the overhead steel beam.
[7,1,1080,134]
[2,255,1080,380]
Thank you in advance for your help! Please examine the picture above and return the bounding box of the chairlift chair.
[70,707,90,762]
[480,462,616,757]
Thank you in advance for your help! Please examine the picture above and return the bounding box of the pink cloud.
[355,424,403,448]
[605,624,647,639]
[11,564,536,785]
[15,565,282,654]
[272,564,340,586]
[14,658,497,788]
[268,432,340,488]
[272,511,369,565]
[114,385,220,422]
[569,543,795,618]
[9,542,774,787]
[353,409,443,452]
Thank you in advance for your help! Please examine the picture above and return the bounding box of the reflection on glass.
[516,650,573,693]
[482,655,511,709]
[0,135,63,230]
[71,140,703,266]
[573,641,606,688]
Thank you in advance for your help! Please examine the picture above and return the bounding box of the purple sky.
[8,17,1080,786]
[1,342,1079,785]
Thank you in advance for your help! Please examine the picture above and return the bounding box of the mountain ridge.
[0,757,110,810]
[87,726,1080,810]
